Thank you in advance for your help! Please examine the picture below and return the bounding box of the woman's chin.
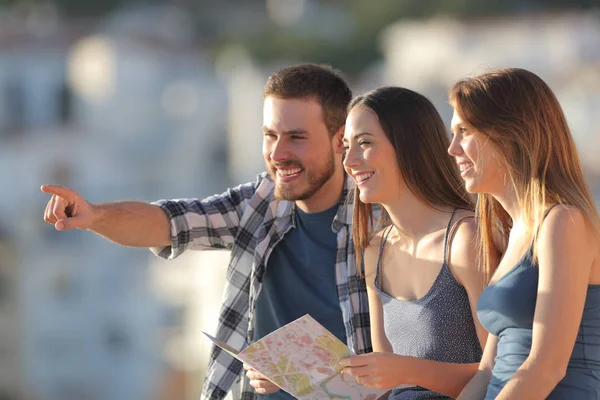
[358,190,377,204]
[464,179,481,194]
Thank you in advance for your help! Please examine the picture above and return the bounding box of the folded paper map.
[202,314,387,400]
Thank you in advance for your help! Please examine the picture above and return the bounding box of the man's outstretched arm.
[42,185,171,247]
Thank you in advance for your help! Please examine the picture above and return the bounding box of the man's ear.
[332,125,346,155]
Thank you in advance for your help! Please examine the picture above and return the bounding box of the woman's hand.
[339,352,410,390]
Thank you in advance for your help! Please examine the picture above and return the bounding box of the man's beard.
[269,151,336,201]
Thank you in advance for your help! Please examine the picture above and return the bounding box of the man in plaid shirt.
[41,64,372,399]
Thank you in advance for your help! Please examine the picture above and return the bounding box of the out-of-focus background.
[0,0,599,399]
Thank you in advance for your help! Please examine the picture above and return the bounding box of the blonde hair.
[450,68,600,281]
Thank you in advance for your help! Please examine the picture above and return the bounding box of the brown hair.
[264,64,352,135]
[450,68,600,281]
[350,87,475,275]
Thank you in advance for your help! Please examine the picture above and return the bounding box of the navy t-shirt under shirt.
[253,203,346,399]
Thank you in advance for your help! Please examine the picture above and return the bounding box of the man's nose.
[270,139,290,162]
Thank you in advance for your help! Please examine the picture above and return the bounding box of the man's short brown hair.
[263,64,352,136]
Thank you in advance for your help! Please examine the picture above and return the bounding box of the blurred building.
[0,3,232,400]
[0,232,21,400]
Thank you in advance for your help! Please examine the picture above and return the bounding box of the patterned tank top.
[375,209,482,399]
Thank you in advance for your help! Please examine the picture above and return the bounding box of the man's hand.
[244,364,281,395]
[339,352,410,390]
[42,185,96,231]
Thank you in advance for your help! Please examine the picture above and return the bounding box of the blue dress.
[478,247,600,399]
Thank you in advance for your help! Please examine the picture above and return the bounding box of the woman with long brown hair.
[449,68,600,399]
[340,86,489,399]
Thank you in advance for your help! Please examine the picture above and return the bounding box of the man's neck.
[295,169,345,213]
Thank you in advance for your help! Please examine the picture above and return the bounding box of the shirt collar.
[333,174,355,229]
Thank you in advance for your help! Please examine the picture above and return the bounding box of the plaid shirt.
[151,172,372,400]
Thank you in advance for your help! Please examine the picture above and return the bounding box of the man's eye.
[291,135,305,140]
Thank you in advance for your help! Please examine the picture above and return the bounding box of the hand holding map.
[203,314,387,399]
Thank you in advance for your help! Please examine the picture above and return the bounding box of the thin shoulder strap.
[442,208,459,264]
[445,212,475,266]
[535,203,562,237]
[375,225,395,290]
[543,203,561,219]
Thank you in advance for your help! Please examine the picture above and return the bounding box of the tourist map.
[203,314,387,399]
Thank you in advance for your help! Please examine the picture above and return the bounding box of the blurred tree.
[0,0,124,17]
[0,0,596,17]
[212,0,599,76]
[55,0,127,17]
[0,0,596,74]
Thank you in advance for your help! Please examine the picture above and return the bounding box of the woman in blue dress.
[448,68,600,399]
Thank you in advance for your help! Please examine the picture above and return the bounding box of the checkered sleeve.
[150,174,267,259]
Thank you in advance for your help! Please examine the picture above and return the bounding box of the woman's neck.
[381,193,454,245]
[490,184,522,225]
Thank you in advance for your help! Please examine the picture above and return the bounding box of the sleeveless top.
[375,209,483,399]
[477,204,600,399]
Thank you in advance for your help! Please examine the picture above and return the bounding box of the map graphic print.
[202,314,386,399]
